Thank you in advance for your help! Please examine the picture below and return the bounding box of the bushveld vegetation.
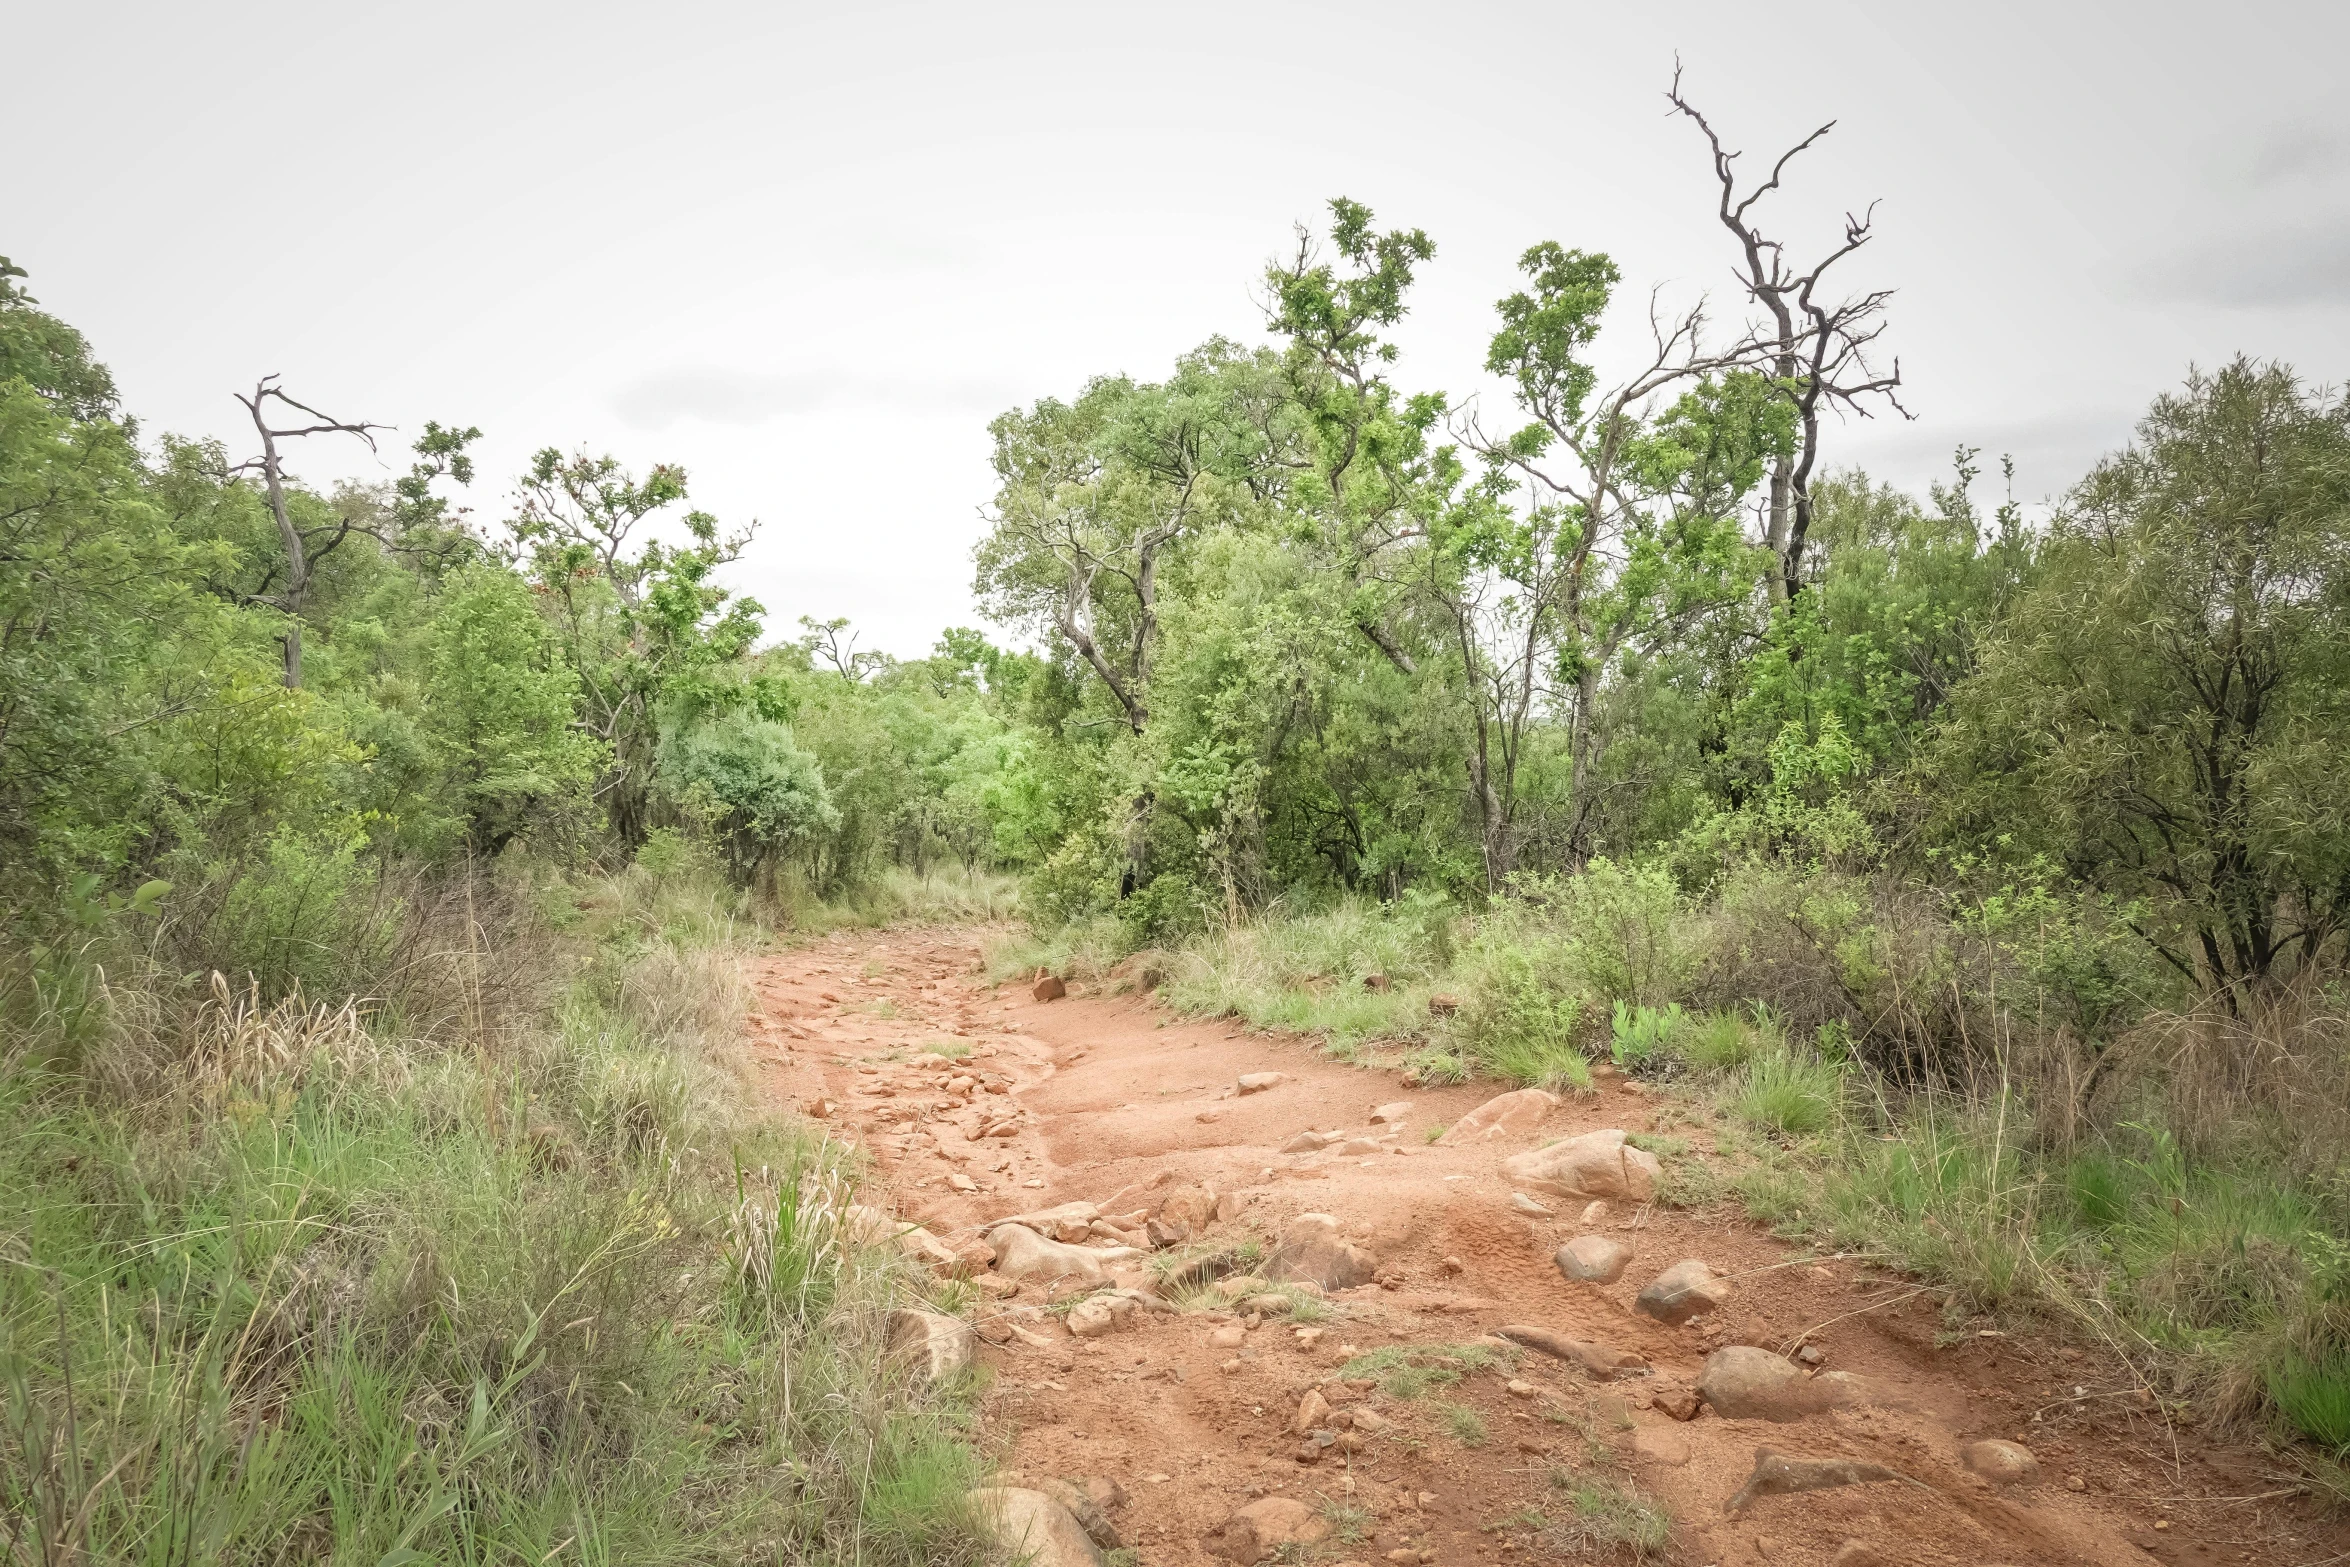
[5,77,2348,1558]
[960,126,2350,1473]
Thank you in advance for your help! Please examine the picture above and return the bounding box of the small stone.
[1363,972,1392,992]
[1440,1255,1466,1275]
[2066,1474,2086,1492]
[1282,1130,1344,1153]
[1794,1343,1825,1366]
[1348,1405,1387,1431]
[1831,1544,1886,1567]
[1428,992,1460,1016]
[948,1173,978,1192]
[1506,1378,1537,1399]
[1960,1439,2040,1486]
[1032,975,1067,1002]
[1209,1324,1247,1349]
[1219,1357,1242,1373]
[1236,1072,1286,1095]
[1579,1199,1610,1225]
[1510,1191,1553,1217]
[1368,1100,1414,1124]
[1065,1295,1139,1338]
[1197,1108,1224,1124]
[1650,1382,1700,1421]
[1294,1388,1331,1435]
[1635,1260,1730,1325]
[1555,1235,1633,1285]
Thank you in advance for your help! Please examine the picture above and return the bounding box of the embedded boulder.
[1032,974,1067,1002]
[1960,1439,2040,1486]
[1494,1323,1648,1379]
[966,1486,1103,1567]
[985,1224,1144,1286]
[1503,1127,1660,1201]
[1436,1087,1557,1144]
[1697,1346,1840,1422]
[1724,1450,1903,1517]
[1146,1184,1218,1247]
[1236,1072,1286,1095]
[884,1309,976,1385]
[1204,1497,1330,1563]
[1263,1212,1376,1291]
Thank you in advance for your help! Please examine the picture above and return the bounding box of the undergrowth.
[0,861,990,1564]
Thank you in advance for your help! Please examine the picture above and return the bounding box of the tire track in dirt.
[744,924,2345,1567]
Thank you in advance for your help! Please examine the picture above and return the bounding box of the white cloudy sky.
[11,0,2347,655]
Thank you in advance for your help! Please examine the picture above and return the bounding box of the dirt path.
[744,924,2342,1567]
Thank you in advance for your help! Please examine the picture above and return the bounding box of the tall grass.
[0,860,990,1564]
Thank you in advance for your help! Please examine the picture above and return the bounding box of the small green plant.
[1406,1048,1469,1087]
[1316,1499,1375,1545]
[1423,1123,1447,1143]
[1609,1000,1687,1070]
[920,1039,973,1060]
[1437,1401,1489,1447]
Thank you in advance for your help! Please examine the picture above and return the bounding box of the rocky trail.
[744,925,2346,1567]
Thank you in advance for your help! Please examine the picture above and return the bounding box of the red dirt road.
[744,924,2345,1567]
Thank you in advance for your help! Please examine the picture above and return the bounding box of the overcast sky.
[11,0,2348,655]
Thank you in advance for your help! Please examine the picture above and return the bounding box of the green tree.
[1933,360,2350,993]
[421,565,601,853]
[508,448,763,847]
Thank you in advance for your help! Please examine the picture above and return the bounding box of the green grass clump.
[1732,1048,1842,1135]
[1682,1007,1763,1071]
[1161,900,1444,1049]
[1338,1343,1509,1401]
[2269,1351,2350,1456]
[1541,1473,1670,1560]
[921,1038,973,1060]
[1436,1401,1489,1447]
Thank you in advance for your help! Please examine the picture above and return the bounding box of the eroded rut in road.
[744,925,2343,1567]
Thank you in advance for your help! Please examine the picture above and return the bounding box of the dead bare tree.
[231,377,386,687]
[1667,65,1910,604]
